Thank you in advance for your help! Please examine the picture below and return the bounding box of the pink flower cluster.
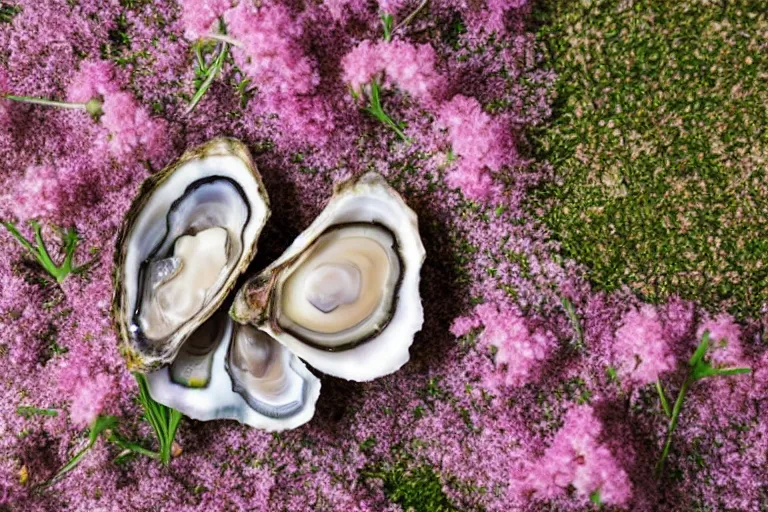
[67,60,171,166]
[11,165,63,221]
[514,406,632,506]
[341,40,445,104]
[451,301,557,389]
[613,305,677,387]
[696,313,744,368]
[225,3,319,97]
[436,94,515,202]
[179,0,230,40]
[67,372,117,427]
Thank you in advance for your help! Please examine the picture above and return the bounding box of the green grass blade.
[17,406,58,417]
[689,332,710,367]
[186,42,228,115]
[656,379,672,418]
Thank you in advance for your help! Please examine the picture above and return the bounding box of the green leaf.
[363,79,409,141]
[656,379,671,418]
[134,373,183,465]
[689,331,710,367]
[590,489,602,506]
[17,406,58,418]
[715,367,751,377]
[186,42,228,115]
[44,415,118,487]
[381,13,393,42]
[89,415,119,444]
[2,220,87,284]
[560,297,584,349]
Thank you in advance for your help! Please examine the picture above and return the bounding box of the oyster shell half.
[147,311,320,430]
[113,138,271,371]
[231,172,425,382]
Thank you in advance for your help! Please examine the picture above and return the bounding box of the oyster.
[231,172,426,382]
[113,138,320,431]
[113,138,270,370]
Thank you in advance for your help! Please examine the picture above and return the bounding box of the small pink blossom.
[377,0,408,14]
[341,40,445,104]
[100,91,171,165]
[750,352,768,400]
[341,40,383,95]
[449,314,482,338]
[67,372,116,427]
[179,0,231,40]
[465,0,528,35]
[613,305,677,386]
[225,3,319,97]
[436,95,514,202]
[514,406,632,506]
[381,41,444,103]
[696,313,745,368]
[12,165,63,220]
[263,93,336,147]
[67,60,172,166]
[324,0,369,21]
[463,301,557,389]
[66,60,120,104]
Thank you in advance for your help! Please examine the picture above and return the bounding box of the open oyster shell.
[231,172,426,382]
[113,138,270,371]
[113,138,320,431]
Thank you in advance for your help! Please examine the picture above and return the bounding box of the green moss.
[0,2,20,23]
[364,461,459,512]
[535,0,768,317]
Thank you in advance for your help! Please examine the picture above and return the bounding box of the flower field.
[1,0,766,510]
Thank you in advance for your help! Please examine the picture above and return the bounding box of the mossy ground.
[534,0,768,318]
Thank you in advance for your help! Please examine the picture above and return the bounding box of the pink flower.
[377,0,408,13]
[66,60,120,104]
[613,305,677,386]
[436,95,515,203]
[696,313,745,368]
[67,60,172,166]
[68,372,116,427]
[463,301,557,389]
[100,91,172,165]
[225,3,319,97]
[514,406,632,506]
[750,352,768,400]
[381,41,444,103]
[465,0,528,35]
[444,166,502,203]
[449,314,482,338]
[179,0,231,40]
[11,165,63,221]
[263,93,336,147]
[341,40,445,104]
[324,0,369,22]
[341,40,384,95]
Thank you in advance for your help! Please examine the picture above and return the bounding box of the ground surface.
[0,0,767,511]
